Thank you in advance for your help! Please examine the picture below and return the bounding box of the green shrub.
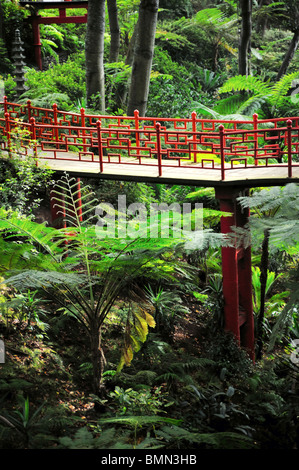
[16,53,86,109]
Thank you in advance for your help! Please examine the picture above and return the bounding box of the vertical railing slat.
[156,123,162,177]
[219,124,225,181]
[287,119,292,178]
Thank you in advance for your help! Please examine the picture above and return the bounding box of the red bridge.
[1,96,299,361]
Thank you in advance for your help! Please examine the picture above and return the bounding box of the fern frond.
[237,95,268,116]
[219,75,271,96]
[0,208,61,258]
[271,71,299,108]
[98,415,181,428]
[214,94,249,116]
[268,286,299,352]
[51,174,98,227]
[117,304,156,372]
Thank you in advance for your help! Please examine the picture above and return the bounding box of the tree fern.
[219,74,272,96]
[0,175,194,395]
[217,72,299,118]
[237,184,299,352]
[238,184,299,248]
[271,71,299,110]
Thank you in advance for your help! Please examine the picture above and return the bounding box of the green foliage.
[0,152,54,215]
[158,0,194,19]
[0,39,13,75]
[17,53,86,109]
[104,61,132,113]
[4,289,50,333]
[145,285,189,338]
[238,184,299,250]
[217,72,299,118]
[252,266,289,317]
[237,184,299,350]
[1,1,29,59]
[0,395,46,448]
[58,426,124,449]
[148,48,202,117]
[1,2,299,451]
[0,175,191,392]
[118,304,156,371]
[109,385,170,416]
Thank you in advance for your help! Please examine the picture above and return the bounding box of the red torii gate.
[20,0,88,70]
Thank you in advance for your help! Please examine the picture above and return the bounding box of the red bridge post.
[287,119,293,177]
[215,186,255,361]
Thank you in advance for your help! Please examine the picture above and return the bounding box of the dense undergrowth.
[0,0,299,451]
[0,159,298,450]
[0,288,298,450]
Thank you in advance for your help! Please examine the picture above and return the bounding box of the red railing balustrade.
[1,96,298,180]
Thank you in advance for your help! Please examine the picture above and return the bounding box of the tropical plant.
[0,150,54,215]
[215,71,299,118]
[4,289,50,332]
[0,396,45,448]
[186,7,238,71]
[108,385,171,416]
[237,184,299,355]
[251,266,289,318]
[0,175,191,396]
[144,284,189,338]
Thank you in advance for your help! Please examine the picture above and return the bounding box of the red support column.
[215,186,255,361]
[287,119,292,178]
[156,122,162,177]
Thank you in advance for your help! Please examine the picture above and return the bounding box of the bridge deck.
[37,151,299,187]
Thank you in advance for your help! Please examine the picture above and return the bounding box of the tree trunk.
[276,29,299,81]
[126,0,159,117]
[238,0,252,76]
[125,22,138,66]
[85,0,106,112]
[90,325,106,396]
[256,228,270,360]
[0,0,4,41]
[107,0,120,62]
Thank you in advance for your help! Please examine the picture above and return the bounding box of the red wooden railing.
[1,96,299,180]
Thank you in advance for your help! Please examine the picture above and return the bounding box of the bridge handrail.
[3,96,299,129]
[1,97,298,180]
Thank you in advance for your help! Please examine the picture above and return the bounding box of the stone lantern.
[12,29,27,98]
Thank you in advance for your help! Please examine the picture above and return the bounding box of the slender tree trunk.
[276,29,299,81]
[0,0,4,41]
[256,228,270,360]
[85,0,106,112]
[107,0,120,62]
[126,0,159,117]
[121,23,138,107]
[256,0,271,37]
[90,325,106,396]
[238,0,252,76]
[125,22,138,66]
